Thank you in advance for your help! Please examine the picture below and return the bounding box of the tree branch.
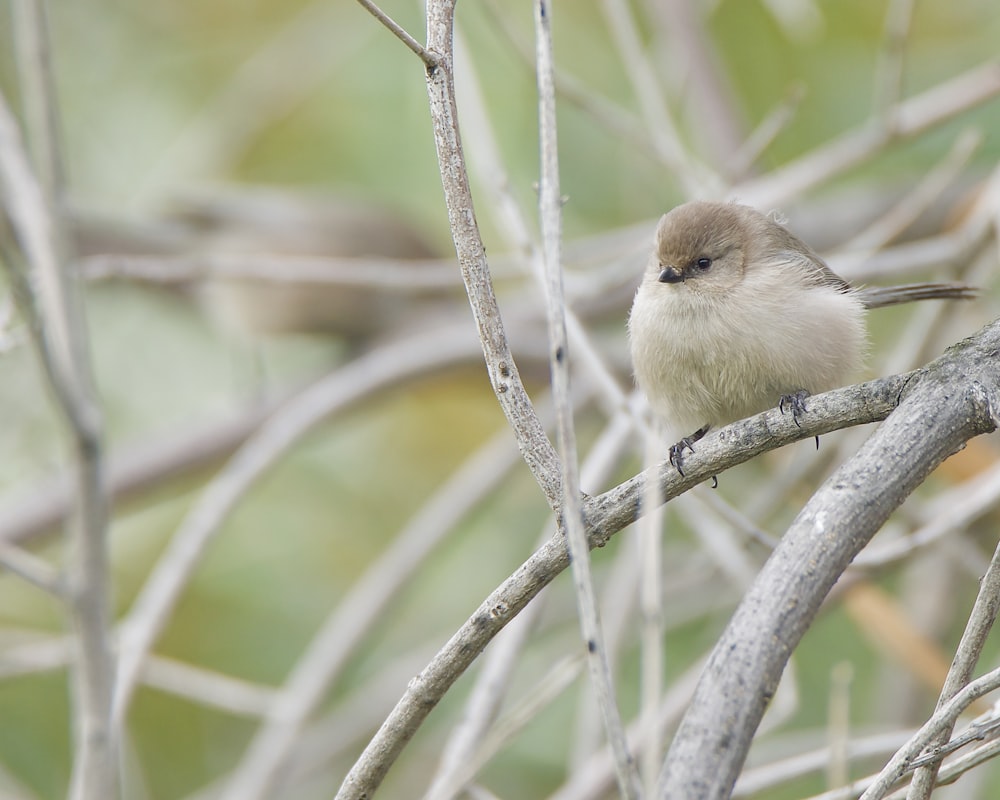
[0,32,114,799]
[335,318,1000,799]
[655,320,1000,800]
[354,0,439,69]
[422,0,564,510]
[534,1,639,796]
[905,536,1000,798]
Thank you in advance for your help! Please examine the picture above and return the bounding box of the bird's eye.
[695,257,712,271]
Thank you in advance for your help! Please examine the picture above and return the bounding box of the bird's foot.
[668,425,709,477]
[778,389,810,428]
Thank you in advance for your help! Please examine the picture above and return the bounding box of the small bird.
[627,200,976,473]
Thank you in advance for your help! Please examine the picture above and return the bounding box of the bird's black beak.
[658,266,684,284]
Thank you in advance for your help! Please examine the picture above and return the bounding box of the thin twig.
[732,730,914,797]
[872,0,915,130]
[839,128,982,254]
[427,411,634,799]
[726,82,806,181]
[905,538,1000,798]
[451,25,630,421]
[860,666,1000,800]
[480,0,667,168]
[639,436,666,795]
[354,0,440,69]
[599,0,719,197]
[534,1,639,796]
[0,541,64,595]
[646,0,746,163]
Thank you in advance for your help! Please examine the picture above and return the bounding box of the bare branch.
[872,0,915,128]
[427,411,636,798]
[860,666,1000,800]
[216,426,524,800]
[905,537,1000,798]
[599,0,720,197]
[534,1,639,796]
[655,321,1000,799]
[423,0,563,510]
[354,0,439,69]
[336,318,1000,799]
[0,34,114,800]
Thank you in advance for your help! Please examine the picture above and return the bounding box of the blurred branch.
[839,127,982,254]
[726,82,806,181]
[11,0,64,197]
[0,540,63,594]
[481,0,667,167]
[79,252,464,289]
[111,322,488,726]
[732,730,913,797]
[217,422,526,800]
[0,396,288,545]
[0,17,114,796]
[599,0,720,198]
[738,61,1000,209]
[655,321,1000,799]
[647,0,747,164]
[872,0,914,129]
[427,411,636,798]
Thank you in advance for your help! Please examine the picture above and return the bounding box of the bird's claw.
[668,425,710,478]
[779,389,810,427]
[668,440,693,477]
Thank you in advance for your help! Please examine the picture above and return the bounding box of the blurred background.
[0,0,999,798]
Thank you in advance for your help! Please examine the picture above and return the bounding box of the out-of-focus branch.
[872,0,915,129]
[0,397,287,545]
[216,424,525,800]
[599,0,719,198]
[738,61,1000,209]
[0,6,114,793]
[111,322,487,726]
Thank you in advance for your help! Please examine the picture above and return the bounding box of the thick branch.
[335,318,1000,799]
[656,320,1000,800]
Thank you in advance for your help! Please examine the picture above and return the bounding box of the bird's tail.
[858,282,979,309]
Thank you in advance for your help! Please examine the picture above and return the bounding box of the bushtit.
[628,200,976,472]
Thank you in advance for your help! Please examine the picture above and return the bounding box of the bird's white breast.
[628,271,867,437]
